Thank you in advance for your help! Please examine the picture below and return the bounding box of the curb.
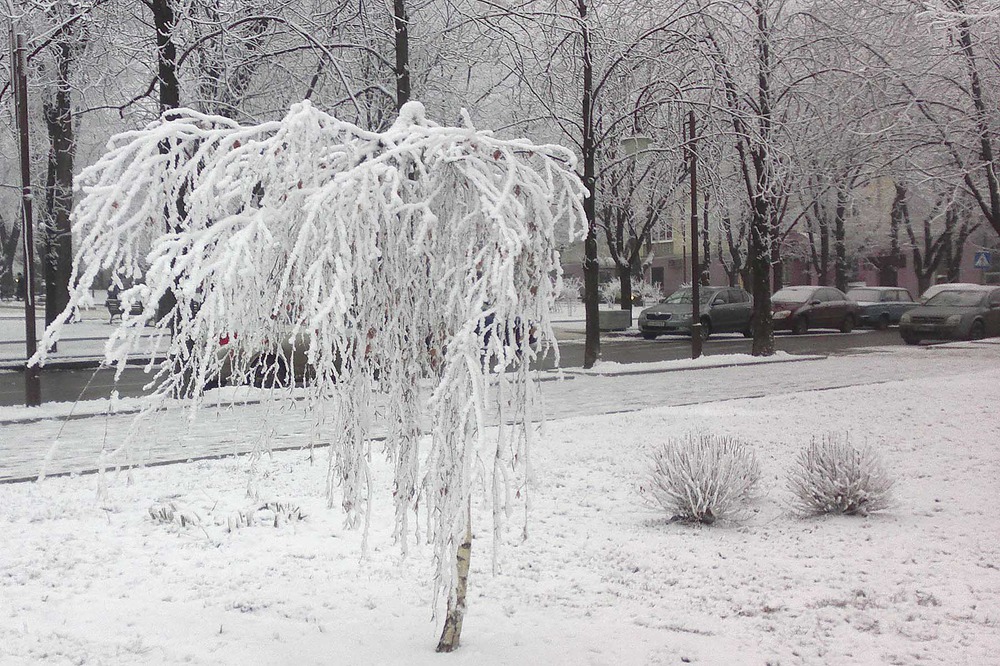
[0,356,166,372]
[0,368,575,428]
[560,353,826,378]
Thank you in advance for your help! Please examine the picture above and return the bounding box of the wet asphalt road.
[0,328,903,407]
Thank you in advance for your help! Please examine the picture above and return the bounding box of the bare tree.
[475,0,704,366]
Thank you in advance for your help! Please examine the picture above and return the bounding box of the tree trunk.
[749,203,774,356]
[43,38,74,332]
[947,213,977,282]
[882,184,905,287]
[618,263,632,312]
[393,0,410,111]
[818,214,830,285]
[580,0,600,369]
[0,216,19,298]
[834,188,848,292]
[770,211,783,292]
[701,190,711,286]
[750,0,775,357]
[436,512,472,653]
[950,2,1000,238]
[152,0,180,113]
[152,0,182,326]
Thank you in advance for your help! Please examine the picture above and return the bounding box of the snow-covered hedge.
[598,279,661,306]
[787,434,893,516]
[644,434,761,523]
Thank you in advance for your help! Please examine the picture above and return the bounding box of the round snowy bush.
[787,434,893,516]
[644,434,761,524]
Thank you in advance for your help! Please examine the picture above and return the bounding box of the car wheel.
[792,316,808,335]
[901,333,921,346]
[641,332,658,340]
[969,320,986,341]
[840,315,855,334]
[699,318,712,341]
[876,314,890,331]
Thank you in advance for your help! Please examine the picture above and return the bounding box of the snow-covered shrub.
[644,434,761,523]
[634,280,662,305]
[599,280,620,305]
[599,278,661,306]
[787,433,893,516]
[556,276,583,303]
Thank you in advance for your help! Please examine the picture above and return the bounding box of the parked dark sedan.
[638,286,753,340]
[845,286,917,330]
[898,286,1000,344]
[771,285,859,334]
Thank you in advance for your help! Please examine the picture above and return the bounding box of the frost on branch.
[35,100,586,617]
[787,433,894,516]
[643,434,761,524]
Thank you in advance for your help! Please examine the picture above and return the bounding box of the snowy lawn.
[2,356,999,664]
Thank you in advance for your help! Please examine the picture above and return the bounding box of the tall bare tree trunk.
[701,190,711,286]
[436,509,472,653]
[152,0,182,327]
[393,0,410,110]
[750,0,775,356]
[834,187,849,292]
[882,184,905,287]
[949,0,1000,238]
[43,38,74,333]
[618,263,632,311]
[580,0,600,369]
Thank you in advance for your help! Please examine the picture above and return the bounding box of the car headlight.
[900,313,911,324]
[946,315,962,326]
[774,310,791,319]
[675,313,692,321]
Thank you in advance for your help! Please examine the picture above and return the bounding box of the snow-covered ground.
[1,342,998,664]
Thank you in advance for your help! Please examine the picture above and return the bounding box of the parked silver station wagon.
[638,286,753,340]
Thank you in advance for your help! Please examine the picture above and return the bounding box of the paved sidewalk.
[2,343,996,484]
[1,300,163,370]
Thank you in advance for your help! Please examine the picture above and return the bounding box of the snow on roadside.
[568,351,822,375]
[1,354,998,664]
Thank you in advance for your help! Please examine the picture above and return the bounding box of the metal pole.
[11,28,41,405]
[689,111,702,359]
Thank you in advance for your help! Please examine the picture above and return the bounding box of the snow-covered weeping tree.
[35,101,585,652]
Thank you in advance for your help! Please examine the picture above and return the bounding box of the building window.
[651,267,664,286]
[650,219,673,243]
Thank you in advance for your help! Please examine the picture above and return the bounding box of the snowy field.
[1,345,999,664]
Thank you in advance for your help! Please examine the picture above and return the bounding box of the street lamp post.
[688,111,702,360]
[9,23,41,405]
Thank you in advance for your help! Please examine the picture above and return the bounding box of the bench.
[105,297,144,323]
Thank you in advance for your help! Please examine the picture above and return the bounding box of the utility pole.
[11,27,42,406]
[688,111,702,359]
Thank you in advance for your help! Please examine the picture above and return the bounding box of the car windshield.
[772,288,813,303]
[663,288,714,304]
[846,289,880,302]
[924,290,987,307]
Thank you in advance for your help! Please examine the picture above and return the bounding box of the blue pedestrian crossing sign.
[974,251,992,270]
